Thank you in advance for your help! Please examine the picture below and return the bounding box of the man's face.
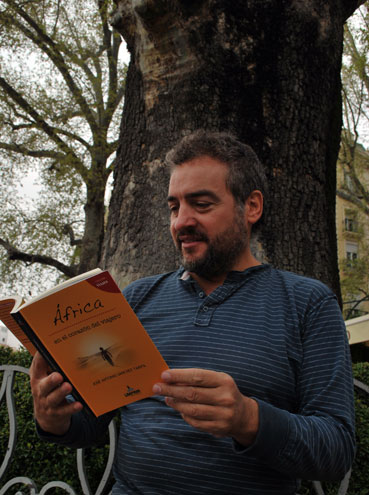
[167,156,249,279]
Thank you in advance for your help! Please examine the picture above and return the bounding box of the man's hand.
[153,368,259,446]
[29,352,83,435]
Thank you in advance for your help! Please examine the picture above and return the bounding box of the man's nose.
[172,205,197,231]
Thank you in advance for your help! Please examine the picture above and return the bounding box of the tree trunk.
[103,0,365,300]
[79,166,107,273]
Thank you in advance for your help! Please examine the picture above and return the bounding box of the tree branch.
[336,188,369,215]
[0,238,78,278]
[3,2,98,134]
[60,7,104,91]
[0,76,88,180]
[62,224,83,246]
[0,141,65,159]
[344,24,369,96]
[343,292,369,319]
[98,0,123,128]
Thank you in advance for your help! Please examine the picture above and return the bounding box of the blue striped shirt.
[46,265,355,494]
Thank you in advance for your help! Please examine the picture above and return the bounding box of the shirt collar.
[178,264,270,283]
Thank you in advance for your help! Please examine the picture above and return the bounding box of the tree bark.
[103,0,365,299]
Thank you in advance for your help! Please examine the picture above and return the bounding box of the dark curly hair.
[165,130,267,230]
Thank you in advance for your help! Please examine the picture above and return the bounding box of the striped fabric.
[47,264,355,494]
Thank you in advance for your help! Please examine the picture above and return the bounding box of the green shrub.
[348,362,369,495]
[0,346,113,494]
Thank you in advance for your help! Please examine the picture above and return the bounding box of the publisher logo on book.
[125,385,141,397]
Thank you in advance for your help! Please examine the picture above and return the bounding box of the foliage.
[0,346,114,494]
[339,2,369,212]
[339,246,369,319]
[338,2,369,317]
[344,362,369,495]
[0,0,126,296]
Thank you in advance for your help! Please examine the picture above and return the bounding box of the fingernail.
[51,373,61,384]
[153,384,162,394]
[161,371,171,381]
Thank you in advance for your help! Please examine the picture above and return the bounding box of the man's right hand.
[30,352,83,436]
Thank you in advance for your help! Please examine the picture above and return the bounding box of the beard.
[176,210,249,280]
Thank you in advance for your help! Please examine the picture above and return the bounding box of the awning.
[345,314,369,345]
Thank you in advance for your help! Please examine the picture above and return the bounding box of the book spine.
[11,311,96,418]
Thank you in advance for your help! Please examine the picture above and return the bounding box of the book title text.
[54,299,104,326]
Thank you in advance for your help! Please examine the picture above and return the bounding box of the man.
[30,130,355,494]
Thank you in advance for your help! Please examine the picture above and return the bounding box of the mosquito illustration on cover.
[99,346,114,366]
[75,343,134,371]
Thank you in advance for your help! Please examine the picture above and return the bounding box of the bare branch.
[0,77,88,180]
[0,141,65,159]
[343,292,369,319]
[98,0,124,128]
[0,237,78,278]
[336,188,369,215]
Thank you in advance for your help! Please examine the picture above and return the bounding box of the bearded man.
[30,131,355,495]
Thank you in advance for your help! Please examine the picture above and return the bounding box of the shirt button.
[199,292,205,298]
[203,306,209,312]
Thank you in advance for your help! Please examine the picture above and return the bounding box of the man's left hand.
[153,368,259,446]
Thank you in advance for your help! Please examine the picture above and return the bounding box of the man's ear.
[244,190,263,226]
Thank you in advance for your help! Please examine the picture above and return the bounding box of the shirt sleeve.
[234,292,355,481]
[36,408,116,449]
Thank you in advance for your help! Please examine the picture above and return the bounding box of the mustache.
[176,227,209,243]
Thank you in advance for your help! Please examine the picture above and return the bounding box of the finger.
[181,415,227,437]
[34,392,83,435]
[36,371,66,398]
[45,390,83,414]
[165,397,220,420]
[30,352,51,380]
[160,368,225,387]
[156,383,221,406]
[170,402,230,437]
[42,379,73,407]
[34,379,83,419]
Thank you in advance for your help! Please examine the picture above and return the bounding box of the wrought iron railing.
[0,365,117,495]
[1,365,368,494]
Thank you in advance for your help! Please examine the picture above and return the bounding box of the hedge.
[1,347,369,494]
[0,346,113,494]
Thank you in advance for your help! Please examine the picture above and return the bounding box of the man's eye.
[196,202,211,209]
[169,204,178,213]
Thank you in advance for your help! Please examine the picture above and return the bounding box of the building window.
[345,241,358,266]
[343,170,354,192]
[344,208,359,233]
[345,217,358,232]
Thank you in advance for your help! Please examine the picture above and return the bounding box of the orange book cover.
[5,270,168,417]
[0,296,37,355]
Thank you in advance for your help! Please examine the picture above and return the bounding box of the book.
[0,269,168,417]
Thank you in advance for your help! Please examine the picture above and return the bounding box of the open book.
[0,269,168,417]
